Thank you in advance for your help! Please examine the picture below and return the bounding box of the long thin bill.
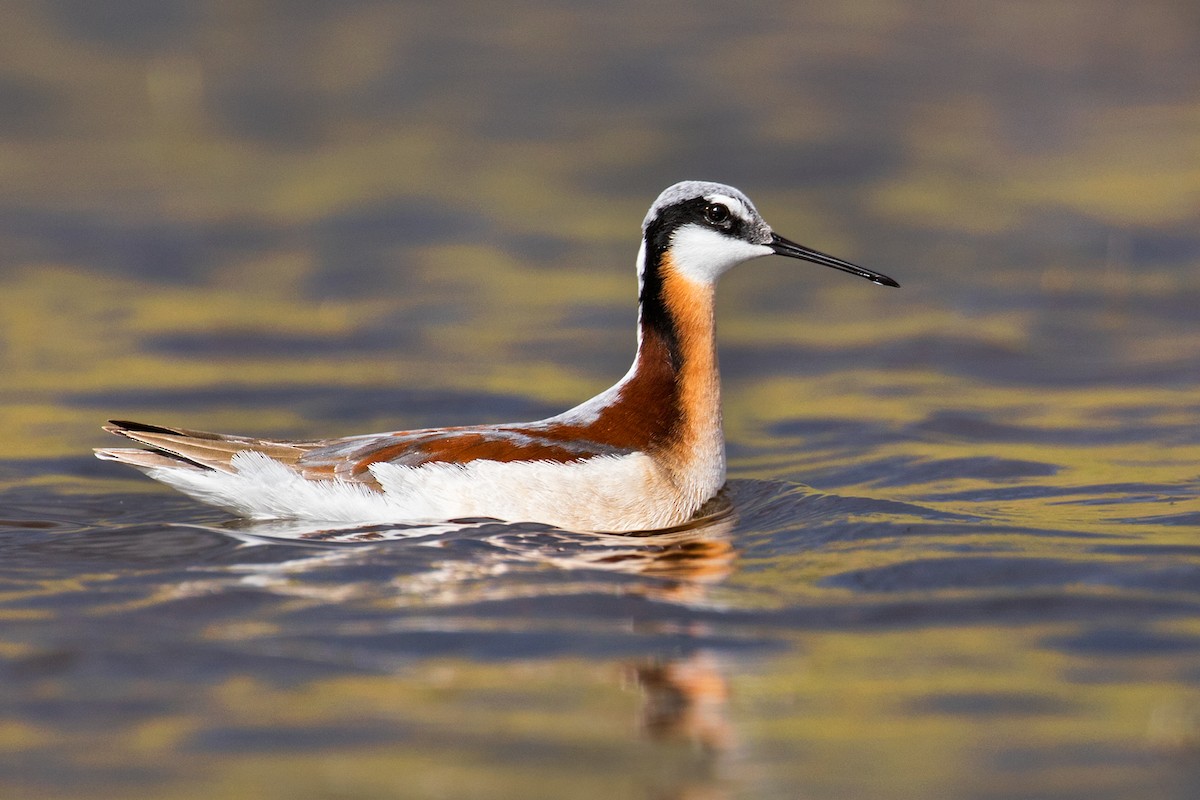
[770,233,899,287]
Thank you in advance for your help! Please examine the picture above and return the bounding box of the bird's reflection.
[200,491,738,604]
[629,650,734,754]
[176,500,740,786]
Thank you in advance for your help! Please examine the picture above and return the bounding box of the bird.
[96,181,898,533]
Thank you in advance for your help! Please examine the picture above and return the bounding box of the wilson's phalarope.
[97,181,898,532]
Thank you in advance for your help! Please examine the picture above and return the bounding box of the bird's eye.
[704,203,731,226]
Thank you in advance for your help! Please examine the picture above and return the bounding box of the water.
[2,1,1199,798]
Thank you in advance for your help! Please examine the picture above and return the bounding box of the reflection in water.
[200,492,737,605]
[1148,698,1200,759]
[4,475,1200,798]
[176,501,743,782]
[631,651,734,755]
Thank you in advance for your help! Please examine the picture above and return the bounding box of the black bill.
[770,233,899,288]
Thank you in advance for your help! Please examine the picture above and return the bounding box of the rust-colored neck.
[576,253,723,466]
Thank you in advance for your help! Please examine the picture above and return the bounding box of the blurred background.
[0,2,1198,799]
[2,0,1195,457]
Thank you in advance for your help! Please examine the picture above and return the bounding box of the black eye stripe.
[643,196,749,260]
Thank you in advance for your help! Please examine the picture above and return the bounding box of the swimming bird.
[96,181,898,532]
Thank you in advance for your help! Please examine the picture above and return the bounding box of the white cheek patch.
[669,223,773,284]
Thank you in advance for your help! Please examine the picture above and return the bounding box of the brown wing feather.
[100,419,315,473]
[297,424,629,483]
[98,419,627,486]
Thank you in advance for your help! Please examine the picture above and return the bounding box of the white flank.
[143,450,699,533]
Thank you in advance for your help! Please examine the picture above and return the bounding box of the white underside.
[143,450,707,533]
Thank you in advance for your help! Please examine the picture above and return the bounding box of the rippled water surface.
[2,2,1199,798]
